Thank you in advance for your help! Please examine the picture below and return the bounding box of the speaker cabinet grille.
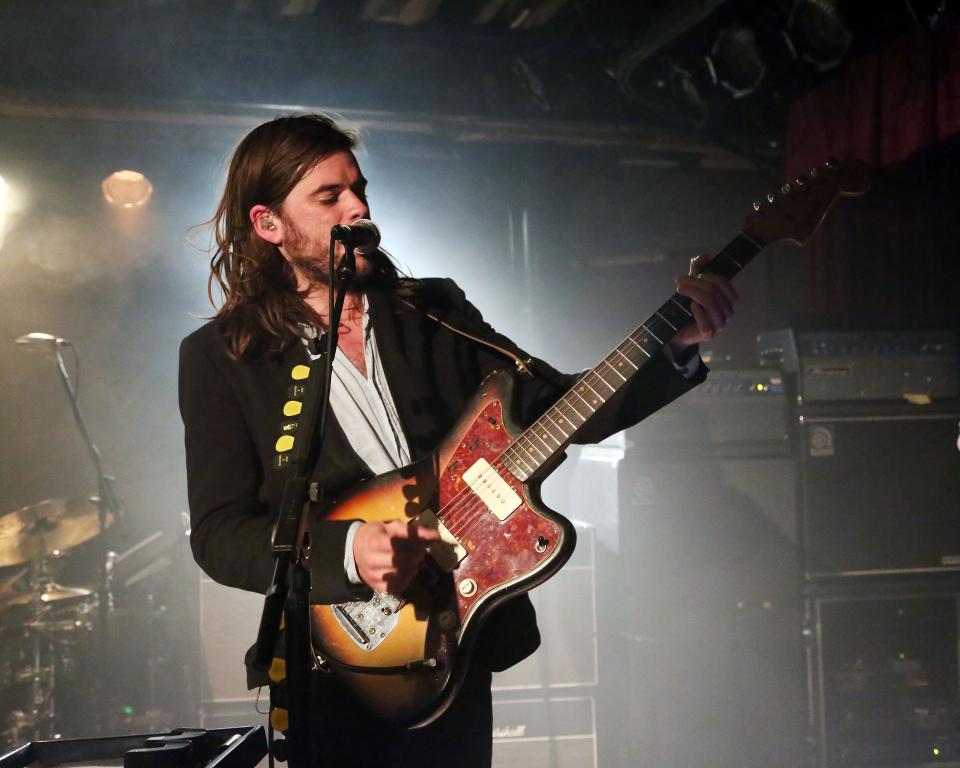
[800,410,960,576]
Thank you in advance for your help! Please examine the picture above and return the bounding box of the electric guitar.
[308,159,871,727]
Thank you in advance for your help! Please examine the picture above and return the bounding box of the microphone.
[16,332,72,351]
[330,219,381,255]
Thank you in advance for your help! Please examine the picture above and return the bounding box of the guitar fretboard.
[500,232,763,482]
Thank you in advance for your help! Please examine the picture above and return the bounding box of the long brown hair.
[209,114,391,358]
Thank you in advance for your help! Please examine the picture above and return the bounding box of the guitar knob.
[458,578,477,597]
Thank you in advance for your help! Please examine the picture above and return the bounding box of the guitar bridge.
[330,593,403,651]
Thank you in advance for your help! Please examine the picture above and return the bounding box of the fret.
[507,449,535,477]
[645,314,675,341]
[710,249,741,279]
[719,250,743,269]
[625,336,652,358]
[565,390,596,417]
[669,295,694,317]
[540,410,572,441]
[531,423,563,450]
[600,357,627,382]
[708,234,760,280]
[501,454,523,478]
[639,323,663,345]
[738,230,764,249]
[654,309,678,331]
[570,390,598,414]
[574,378,606,408]
[525,433,552,460]
[659,297,693,329]
[521,438,548,463]
[592,368,620,393]
[549,405,579,434]
[585,370,616,395]
[612,347,640,370]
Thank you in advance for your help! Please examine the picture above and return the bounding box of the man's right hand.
[352,520,441,595]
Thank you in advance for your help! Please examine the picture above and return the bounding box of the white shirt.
[302,294,410,584]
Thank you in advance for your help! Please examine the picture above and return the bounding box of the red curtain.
[779,26,960,330]
[786,26,960,181]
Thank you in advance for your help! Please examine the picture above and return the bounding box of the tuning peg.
[795,175,807,186]
[753,200,762,211]
[781,183,792,194]
[810,168,819,178]
[766,192,776,203]
[824,158,837,168]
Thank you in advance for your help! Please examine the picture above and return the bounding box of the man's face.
[275,150,371,289]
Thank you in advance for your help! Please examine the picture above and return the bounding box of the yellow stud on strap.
[283,400,302,417]
[269,657,286,682]
[291,365,310,381]
[275,435,295,453]
[270,706,288,733]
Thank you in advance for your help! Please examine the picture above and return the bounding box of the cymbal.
[1,582,93,609]
[0,497,115,567]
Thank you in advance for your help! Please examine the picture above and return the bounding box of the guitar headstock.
[744,159,871,246]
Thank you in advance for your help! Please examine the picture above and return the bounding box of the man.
[179,114,737,767]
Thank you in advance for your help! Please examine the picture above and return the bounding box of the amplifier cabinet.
[198,577,262,725]
[807,581,960,768]
[799,406,960,577]
[492,695,597,768]
[630,367,791,457]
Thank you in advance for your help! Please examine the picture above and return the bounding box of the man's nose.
[345,191,369,222]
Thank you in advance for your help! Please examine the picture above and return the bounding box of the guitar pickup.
[462,458,521,522]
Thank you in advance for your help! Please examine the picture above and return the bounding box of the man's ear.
[250,204,283,245]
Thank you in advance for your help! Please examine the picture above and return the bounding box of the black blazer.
[178,278,705,672]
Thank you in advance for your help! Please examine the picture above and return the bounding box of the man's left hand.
[669,253,739,357]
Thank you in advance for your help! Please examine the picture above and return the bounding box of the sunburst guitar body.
[310,370,576,728]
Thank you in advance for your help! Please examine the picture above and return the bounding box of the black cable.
[70,342,81,397]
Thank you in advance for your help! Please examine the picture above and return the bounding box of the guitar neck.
[499,231,764,482]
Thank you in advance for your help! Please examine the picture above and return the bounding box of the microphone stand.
[253,239,356,768]
[52,344,122,721]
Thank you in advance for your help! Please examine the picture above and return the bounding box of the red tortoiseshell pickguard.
[438,400,563,623]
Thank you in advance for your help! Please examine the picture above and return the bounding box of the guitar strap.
[397,295,536,380]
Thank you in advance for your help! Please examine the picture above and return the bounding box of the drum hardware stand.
[19,557,73,742]
[16,339,125,738]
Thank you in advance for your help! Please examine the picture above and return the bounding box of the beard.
[282,217,387,291]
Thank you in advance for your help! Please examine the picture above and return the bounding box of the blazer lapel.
[367,288,447,460]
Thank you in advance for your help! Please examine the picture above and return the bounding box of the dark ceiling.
[0,0,955,165]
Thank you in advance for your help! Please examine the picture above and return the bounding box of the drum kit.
[0,496,114,749]
[2,334,193,751]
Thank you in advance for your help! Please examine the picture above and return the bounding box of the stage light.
[706,24,766,98]
[783,0,851,71]
[101,170,153,209]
